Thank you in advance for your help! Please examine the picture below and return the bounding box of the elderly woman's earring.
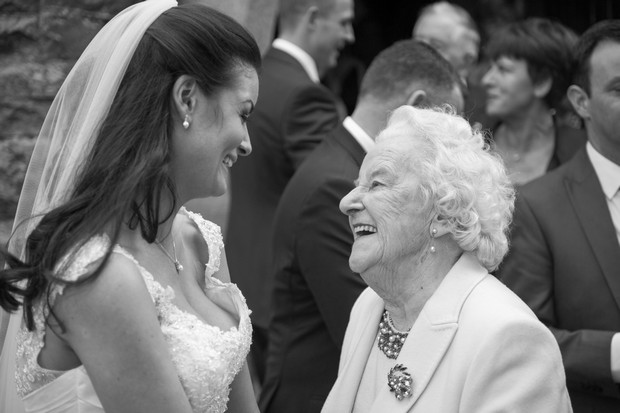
[430,227,437,253]
[182,114,190,129]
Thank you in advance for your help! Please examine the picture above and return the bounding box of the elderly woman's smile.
[352,224,377,238]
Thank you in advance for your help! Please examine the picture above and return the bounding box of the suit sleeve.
[295,177,367,348]
[460,319,572,412]
[498,194,616,391]
[281,84,341,170]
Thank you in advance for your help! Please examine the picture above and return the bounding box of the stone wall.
[0,0,277,245]
[0,0,131,243]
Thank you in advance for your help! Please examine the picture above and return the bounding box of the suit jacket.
[227,47,341,329]
[323,253,572,413]
[498,147,620,412]
[259,125,368,413]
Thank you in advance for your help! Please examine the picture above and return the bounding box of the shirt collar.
[587,142,620,200]
[343,116,374,153]
[272,38,320,83]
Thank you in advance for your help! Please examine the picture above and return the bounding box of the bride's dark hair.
[0,4,261,330]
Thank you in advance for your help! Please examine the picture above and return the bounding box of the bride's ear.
[171,75,199,123]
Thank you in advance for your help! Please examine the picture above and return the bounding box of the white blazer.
[322,253,572,413]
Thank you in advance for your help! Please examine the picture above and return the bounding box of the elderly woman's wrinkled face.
[340,136,432,275]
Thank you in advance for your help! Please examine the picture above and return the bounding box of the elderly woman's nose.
[340,187,362,215]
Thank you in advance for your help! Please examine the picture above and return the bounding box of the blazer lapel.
[370,313,458,412]
[565,149,620,310]
[370,254,488,412]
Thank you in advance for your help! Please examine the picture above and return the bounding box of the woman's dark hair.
[0,4,261,330]
[485,17,578,110]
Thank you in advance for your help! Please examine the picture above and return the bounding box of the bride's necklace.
[155,238,183,274]
[377,310,410,359]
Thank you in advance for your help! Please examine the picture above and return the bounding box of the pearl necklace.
[377,310,410,359]
[155,239,183,274]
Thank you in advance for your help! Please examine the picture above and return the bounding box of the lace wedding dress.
[13,209,252,413]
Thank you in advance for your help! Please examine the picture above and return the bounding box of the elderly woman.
[481,18,585,186]
[321,106,572,412]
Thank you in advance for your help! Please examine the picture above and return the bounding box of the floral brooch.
[387,364,413,400]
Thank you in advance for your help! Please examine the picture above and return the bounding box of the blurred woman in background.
[482,17,585,186]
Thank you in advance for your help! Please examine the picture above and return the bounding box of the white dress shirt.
[272,38,320,83]
[343,116,374,154]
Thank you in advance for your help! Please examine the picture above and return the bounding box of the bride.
[0,1,261,412]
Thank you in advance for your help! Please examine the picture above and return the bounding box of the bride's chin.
[208,184,225,198]
[212,177,228,197]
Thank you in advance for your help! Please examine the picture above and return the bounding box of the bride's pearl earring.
[183,114,190,129]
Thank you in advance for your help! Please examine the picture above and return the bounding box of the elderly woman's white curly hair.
[378,105,515,271]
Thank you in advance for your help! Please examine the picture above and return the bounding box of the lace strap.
[181,207,223,278]
[23,233,110,389]
[48,234,110,309]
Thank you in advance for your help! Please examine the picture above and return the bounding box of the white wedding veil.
[0,1,177,411]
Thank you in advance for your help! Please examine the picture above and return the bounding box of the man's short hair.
[279,0,336,30]
[572,19,620,94]
[358,40,460,105]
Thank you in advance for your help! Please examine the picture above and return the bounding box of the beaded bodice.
[14,209,252,413]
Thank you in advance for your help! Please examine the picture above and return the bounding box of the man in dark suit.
[259,40,464,413]
[498,20,620,412]
[227,0,354,383]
